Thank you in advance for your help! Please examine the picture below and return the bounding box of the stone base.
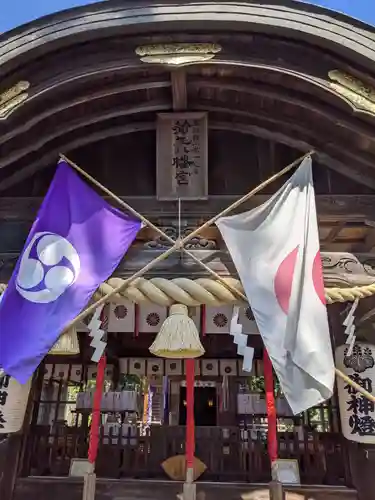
[182,481,196,500]
[13,477,357,500]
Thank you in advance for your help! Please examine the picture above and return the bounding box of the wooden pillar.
[329,304,375,500]
[217,377,237,426]
[0,435,23,500]
[184,359,196,500]
[347,443,375,500]
[0,368,41,500]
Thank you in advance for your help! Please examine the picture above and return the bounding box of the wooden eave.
[1,1,375,189]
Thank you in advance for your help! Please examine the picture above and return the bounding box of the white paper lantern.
[336,342,375,444]
[0,375,31,434]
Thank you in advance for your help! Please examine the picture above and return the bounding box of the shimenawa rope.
[94,277,375,306]
[2,277,375,306]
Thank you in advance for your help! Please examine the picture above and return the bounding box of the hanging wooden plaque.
[156,112,208,200]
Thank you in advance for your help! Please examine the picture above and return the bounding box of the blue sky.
[0,1,374,33]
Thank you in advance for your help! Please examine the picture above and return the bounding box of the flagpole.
[57,153,375,405]
[59,151,314,323]
[60,150,313,248]
[264,347,284,500]
[82,353,106,500]
[83,305,108,500]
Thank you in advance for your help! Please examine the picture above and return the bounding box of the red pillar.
[185,358,195,475]
[88,354,106,464]
[263,348,278,464]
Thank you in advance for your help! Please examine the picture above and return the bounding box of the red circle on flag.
[274,246,299,314]
[313,251,326,305]
[274,247,325,313]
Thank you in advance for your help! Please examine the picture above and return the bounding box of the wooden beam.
[0,195,373,220]
[256,138,276,179]
[353,220,375,252]
[3,93,373,179]
[1,117,375,193]
[190,78,375,144]
[200,108,375,189]
[193,103,375,175]
[0,102,170,193]
[1,249,375,286]
[171,70,187,110]
[0,99,170,171]
[2,67,373,152]
[362,228,375,252]
[324,221,346,244]
[0,78,170,148]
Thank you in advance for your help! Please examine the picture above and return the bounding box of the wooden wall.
[2,131,369,198]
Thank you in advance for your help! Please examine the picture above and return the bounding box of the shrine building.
[1,1,375,500]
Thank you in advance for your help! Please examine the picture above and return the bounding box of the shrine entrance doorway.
[179,386,217,427]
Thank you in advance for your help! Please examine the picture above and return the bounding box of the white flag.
[216,157,334,414]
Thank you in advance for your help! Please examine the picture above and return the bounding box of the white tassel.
[149,304,205,359]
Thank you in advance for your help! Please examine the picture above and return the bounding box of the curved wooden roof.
[1,0,375,193]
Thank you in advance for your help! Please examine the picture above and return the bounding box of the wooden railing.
[22,425,351,486]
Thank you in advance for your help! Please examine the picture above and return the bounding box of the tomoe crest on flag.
[0,160,141,383]
[15,231,81,304]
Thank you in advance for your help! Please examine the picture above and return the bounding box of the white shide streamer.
[343,299,359,356]
[88,305,107,362]
[230,305,254,372]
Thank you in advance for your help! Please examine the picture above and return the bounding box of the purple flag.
[0,161,141,383]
